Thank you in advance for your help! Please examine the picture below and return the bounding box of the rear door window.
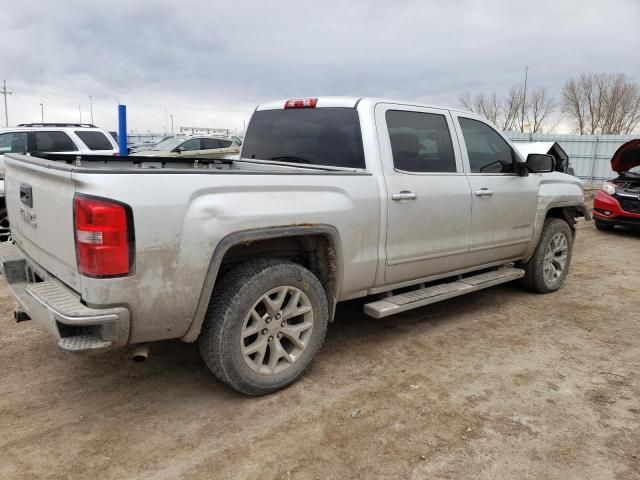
[31,131,78,152]
[74,131,113,150]
[202,138,222,149]
[242,108,365,168]
[385,110,456,172]
[0,132,28,153]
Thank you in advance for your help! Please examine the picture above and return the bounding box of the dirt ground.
[1,217,639,479]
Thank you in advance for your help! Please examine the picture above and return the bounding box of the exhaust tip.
[132,343,150,362]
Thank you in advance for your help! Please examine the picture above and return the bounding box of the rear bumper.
[593,191,640,228]
[0,241,130,352]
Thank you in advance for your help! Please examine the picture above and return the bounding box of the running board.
[363,267,525,319]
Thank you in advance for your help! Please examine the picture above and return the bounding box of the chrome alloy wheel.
[543,232,569,284]
[240,286,314,375]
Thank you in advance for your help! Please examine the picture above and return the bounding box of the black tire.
[594,219,614,231]
[518,218,573,293]
[0,205,10,243]
[198,258,328,396]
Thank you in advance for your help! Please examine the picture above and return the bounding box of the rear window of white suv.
[75,131,114,150]
[242,108,365,169]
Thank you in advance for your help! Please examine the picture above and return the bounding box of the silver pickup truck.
[0,97,589,395]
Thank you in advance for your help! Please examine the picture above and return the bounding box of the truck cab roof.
[256,96,472,115]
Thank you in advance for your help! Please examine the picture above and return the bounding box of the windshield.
[241,108,365,168]
[153,137,185,151]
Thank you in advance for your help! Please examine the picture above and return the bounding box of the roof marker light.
[284,98,318,109]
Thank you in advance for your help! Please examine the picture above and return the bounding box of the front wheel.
[518,218,573,293]
[198,258,328,396]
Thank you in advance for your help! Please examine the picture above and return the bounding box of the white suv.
[0,123,119,240]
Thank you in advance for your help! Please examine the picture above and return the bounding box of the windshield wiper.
[269,156,311,164]
[622,171,640,177]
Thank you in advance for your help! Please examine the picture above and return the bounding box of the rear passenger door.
[452,114,539,265]
[376,104,473,285]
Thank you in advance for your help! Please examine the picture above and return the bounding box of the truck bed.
[14,153,362,174]
[3,151,379,344]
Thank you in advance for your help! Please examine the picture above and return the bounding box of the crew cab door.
[451,114,539,265]
[376,104,472,285]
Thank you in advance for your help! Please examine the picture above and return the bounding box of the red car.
[593,139,640,231]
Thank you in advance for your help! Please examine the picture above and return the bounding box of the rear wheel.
[594,219,614,231]
[518,218,573,293]
[198,258,328,396]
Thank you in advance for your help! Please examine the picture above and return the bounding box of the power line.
[1,80,13,127]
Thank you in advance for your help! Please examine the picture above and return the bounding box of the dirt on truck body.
[1,218,639,479]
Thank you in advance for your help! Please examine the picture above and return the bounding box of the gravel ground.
[1,216,639,479]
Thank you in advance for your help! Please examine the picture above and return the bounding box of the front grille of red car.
[615,195,640,214]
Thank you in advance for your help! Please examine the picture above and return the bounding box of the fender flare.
[523,201,590,262]
[182,224,343,343]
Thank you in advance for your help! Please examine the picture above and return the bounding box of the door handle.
[391,191,417,201]
[474,188,493,197]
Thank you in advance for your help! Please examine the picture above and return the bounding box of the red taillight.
[284,98,317,109]
[74,195,133,277]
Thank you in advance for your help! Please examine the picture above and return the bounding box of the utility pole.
[78,105,82,123]
[1,80,12,127]
[39,103,44,123]
[89,95,94,124]
[521,65,528,133]
[170,114,174,133]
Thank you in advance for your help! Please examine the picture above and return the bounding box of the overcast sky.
[2,0,639,134]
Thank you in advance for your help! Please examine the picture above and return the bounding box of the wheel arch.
[523,202,589,262]
[182,224,343,342]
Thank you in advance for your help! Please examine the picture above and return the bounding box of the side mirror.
[173,146,183,154]
[526,153,555,173]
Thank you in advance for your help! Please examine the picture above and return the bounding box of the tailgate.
[4,155,80,291]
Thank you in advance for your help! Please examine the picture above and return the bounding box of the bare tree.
[527,87,555,133]
[562,73,640,134]
[459,86,523,131]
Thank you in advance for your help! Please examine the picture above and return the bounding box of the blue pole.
[118,104,127,156]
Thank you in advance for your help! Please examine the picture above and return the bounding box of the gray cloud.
[2,0,639,132]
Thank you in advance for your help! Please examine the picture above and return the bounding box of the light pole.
[39,103,44,123]
[78,105,82,123]
[170,114,174,133]
[521,65,528,133]
[89,95,94,124]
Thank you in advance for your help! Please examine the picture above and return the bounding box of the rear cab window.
[241,108,365,169]
[74,131,114,150]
